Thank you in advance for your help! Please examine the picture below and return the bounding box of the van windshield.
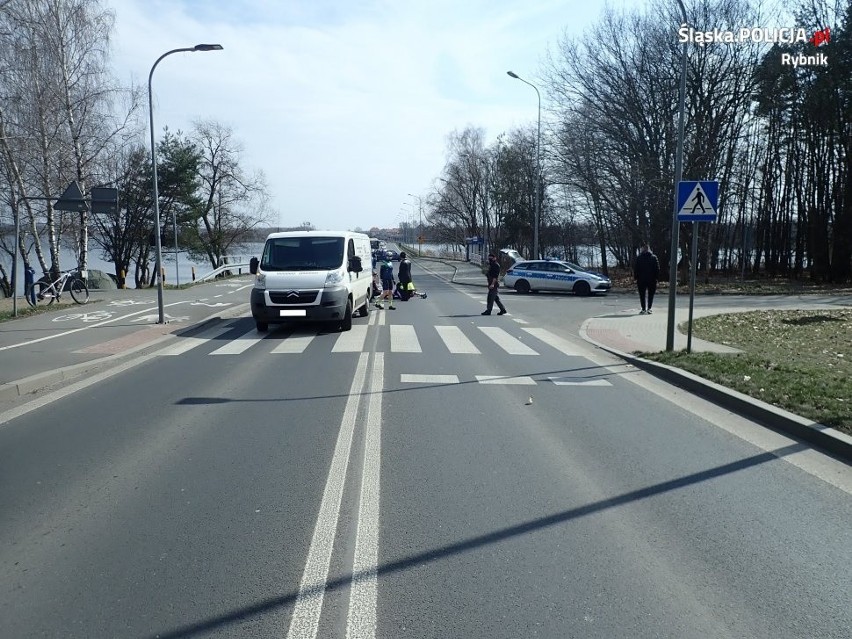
[260,237,345,271]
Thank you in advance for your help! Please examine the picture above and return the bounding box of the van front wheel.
[340,300,353,331]
[256,321,268,332]
[356,289,370,317]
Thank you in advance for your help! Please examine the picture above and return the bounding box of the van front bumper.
[250,286,349,323]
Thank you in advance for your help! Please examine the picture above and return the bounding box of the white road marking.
[477,327,539,355]
[286,353,370,639]
[400,374,460,384]
[512,318,529,324]
[332,325,369,352]
[0,301,193,352]
[209,328,265,355]
[548,377,612,386]
[523,327,584,357]
[390,325,421,353]
[158,326,235,356]
[270,328,317,354]
[476,375,536,385]
[435,325,480,354]
[347,353,383,638]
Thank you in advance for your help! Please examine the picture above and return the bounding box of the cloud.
[108,0,615,229]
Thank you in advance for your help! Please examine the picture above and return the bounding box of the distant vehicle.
[503,259,611,296]
[369,237,381,252]
[385,249,400,261]
[249,230,373,332]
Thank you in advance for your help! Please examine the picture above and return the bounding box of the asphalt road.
[1,263,850,638]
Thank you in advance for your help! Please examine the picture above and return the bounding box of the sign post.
[677,180,719,352]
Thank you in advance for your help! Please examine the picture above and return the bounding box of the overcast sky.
[108,0,646,232]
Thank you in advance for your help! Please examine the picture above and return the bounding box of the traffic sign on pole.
[54,181,88,212]
[677,180,718,222]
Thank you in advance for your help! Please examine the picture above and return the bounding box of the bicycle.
[25,268,89,308]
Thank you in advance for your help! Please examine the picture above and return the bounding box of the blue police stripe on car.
[507,270,575,282]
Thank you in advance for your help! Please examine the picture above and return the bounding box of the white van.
[249,231,373,332]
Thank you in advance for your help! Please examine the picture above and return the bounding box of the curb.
[579,319,852,462]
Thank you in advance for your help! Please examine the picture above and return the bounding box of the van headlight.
[255,273,266,289]
[325,270,344,285]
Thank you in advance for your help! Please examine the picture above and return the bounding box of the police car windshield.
[261,237,345,271]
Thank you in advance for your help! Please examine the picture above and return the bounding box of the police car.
[503,259,611,296]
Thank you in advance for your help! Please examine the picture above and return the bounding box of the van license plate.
[279,310,307,317]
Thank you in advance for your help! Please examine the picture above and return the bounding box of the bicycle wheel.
[26,280,54,307]
[69,278,89,304]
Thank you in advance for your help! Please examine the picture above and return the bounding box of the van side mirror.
[250,257,258,274]
[348,256,363,273]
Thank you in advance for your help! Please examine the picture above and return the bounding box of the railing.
[195,261,252,283]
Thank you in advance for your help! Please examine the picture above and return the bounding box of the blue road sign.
[677,181,718,222]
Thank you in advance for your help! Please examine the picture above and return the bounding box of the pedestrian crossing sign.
[677,181,718,222]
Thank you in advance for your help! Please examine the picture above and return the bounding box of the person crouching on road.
[634,242,660,314]
[482,253,507,315]
[375,257,396,310]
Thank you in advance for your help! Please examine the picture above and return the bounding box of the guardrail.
[195,262,252,283]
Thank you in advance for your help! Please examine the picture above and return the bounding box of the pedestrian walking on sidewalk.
[482,253,507,316]
[634,242,660,314]
[374,257,396,309]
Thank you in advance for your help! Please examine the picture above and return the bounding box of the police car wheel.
[514,279,531,294]
[573,281,591,296]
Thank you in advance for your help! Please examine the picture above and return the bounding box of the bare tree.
[185,120,271,270]
[0,0,139,281]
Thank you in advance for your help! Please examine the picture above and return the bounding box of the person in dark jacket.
[634,242,660,314]
[397,251,412,301]
[482,253,507,315]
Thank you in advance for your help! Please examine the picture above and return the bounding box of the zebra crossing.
[161,321,585,358]
[155,318,614,387]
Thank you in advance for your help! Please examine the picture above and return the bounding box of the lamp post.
[407,193,424,256]
[148,43,222,324]
[507,70,541,260]
[666,1,688,351]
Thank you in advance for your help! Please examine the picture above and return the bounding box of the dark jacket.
[487,260,500,283]
[634,251,660,283]
[398,258,412,283]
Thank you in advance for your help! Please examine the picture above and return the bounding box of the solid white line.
[390,325,421,353]
[435,325,480,354]
[400,374,460,384]
[475,375,536,385]
[0,352,159,426]
[209,328,264,355]
[512,318,529,325]
[158,326,235,356]
[347,353,383,638]
[332,325,369,352]
[286,353,370,639]
[477,327,539,355]
[522,327,583,357]
[271,329,318,354]
[0,300,191,352]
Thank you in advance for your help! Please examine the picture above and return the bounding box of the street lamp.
[507,70,541,260]
[407,193,424,256]
[665,2,688,351]
[148,43,223,324]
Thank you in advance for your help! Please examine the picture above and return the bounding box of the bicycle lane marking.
[0,301,195,352]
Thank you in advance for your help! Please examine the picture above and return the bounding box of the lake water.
[3,242,261,294]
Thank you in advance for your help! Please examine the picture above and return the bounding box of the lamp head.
[194,44,223,51]
[507,71,519,79]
